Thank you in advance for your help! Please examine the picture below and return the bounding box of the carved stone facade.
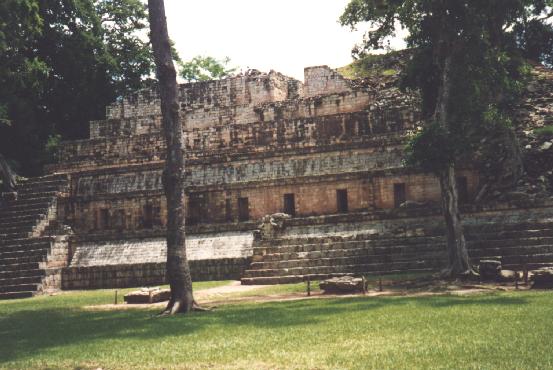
[45,64,482,288]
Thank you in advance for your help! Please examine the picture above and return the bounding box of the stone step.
[18,174,67,186]
[260,242,445,263]
[0,261,40,273]
[243,259,440,279]
[0,253,46,267]
[0,291,35,300]
[499,252,553,266]
[264,233,437,247]
[0,213,43,224]
[17,191,59,200]
[467,228,553,241]
[0,268,45,280]
[0,247,48,260]
[472,221,553,232]
[0,283,40,293]
[17,180,66,191]
[0,200,53,213]
[468,236,553,249]
[0,206,51,218]
[249,250,447,272]
[0,275,43,287]
[0,236,54,249]
[0,232,34,241]
[261,236,445,255]
[0,224,39,235]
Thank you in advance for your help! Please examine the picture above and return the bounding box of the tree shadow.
[0,292,532,364]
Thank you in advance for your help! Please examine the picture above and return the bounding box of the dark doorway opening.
[283,193,296,217]
[188,193,208,225]
[238,197,249,221]
[336,189,348,213]
[394,183,406,208]
[99,208,110,230]
[225,198,233,222]
[143,204,154,229]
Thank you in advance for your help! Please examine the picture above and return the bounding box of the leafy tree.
[179,56,237,82]
[0,0,154,175]
[341,0,553,277]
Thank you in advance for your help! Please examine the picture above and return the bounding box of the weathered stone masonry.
[46,65,482,288]
[2,58,551,296]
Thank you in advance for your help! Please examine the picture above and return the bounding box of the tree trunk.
[148,0,197,314]
[434,53,475,278]
[438,164,472,276]
[0,153,17,193]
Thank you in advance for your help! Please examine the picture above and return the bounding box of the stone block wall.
[62,258,250,289]
[61,230,254,289]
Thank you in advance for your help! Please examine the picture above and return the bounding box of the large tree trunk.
[434,53,475,278]
[0,153,17,193]
[438,164,472,276]
[148,0,197,314]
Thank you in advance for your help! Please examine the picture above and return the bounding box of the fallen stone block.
[479,260,502,281]
[532,268,553,289]
[320,276,367,294]
[124,287,171,304]
[498,270,519,282]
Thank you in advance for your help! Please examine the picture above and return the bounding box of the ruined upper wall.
[103,71,297,120]
[91,66,359,139]
[303,66,353,98]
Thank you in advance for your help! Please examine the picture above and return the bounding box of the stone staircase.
[0,174,70,299]
[241,220,553,285]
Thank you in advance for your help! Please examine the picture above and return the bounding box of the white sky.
[164,0,406,81]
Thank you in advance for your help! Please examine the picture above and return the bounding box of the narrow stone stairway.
[241,221,553,285]
[0,174,70,299]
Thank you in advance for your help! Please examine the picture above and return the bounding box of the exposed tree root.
[156,299,211,317]
[440,266,480,281]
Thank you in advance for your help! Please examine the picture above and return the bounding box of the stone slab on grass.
[320,276,367,294]
[124,287,171,304]
[532,268,553,289]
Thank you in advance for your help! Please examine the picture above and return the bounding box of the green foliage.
[341,0,549,175]
[533,125,553,137]
[44,134,62,162]
[0,0,155,175]
[337,51,404,79]
[178,56,237,82]
[406,123,457,173]
[1,287,553,369]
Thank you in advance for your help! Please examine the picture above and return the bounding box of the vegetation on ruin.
[1,282,553,369]
[337,51,405,79]
[179,56,237,82]
[340,0,553,278]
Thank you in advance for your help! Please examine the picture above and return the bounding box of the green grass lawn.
[0,281,552,369]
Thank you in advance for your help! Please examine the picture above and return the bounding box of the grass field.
[0,281,552,369]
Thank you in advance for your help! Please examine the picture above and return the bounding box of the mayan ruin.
[0,53,551,297]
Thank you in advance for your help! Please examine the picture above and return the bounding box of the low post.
[523,264,528,285]
[362,276,366,295]
[379,276,383,292]
[307,276,311,297]
[114,290,118,305]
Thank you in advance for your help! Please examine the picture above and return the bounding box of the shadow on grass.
[0,292,530,364]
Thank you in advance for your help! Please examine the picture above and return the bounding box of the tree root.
[155,300,211,317]
[440,267,480,281]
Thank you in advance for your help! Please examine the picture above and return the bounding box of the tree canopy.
[0,0,154,175]
[178,56,237,82]
[341,0,553,276]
